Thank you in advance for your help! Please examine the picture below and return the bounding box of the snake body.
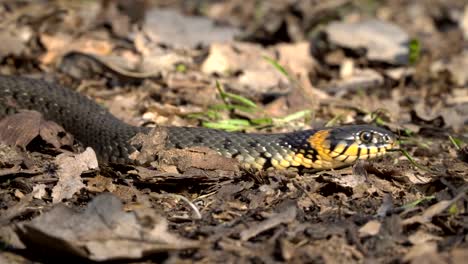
[0,75,396,170]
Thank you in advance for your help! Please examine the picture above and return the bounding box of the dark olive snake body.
[0,75,397,170]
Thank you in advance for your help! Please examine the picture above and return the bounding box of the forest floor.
[0,1,467,263]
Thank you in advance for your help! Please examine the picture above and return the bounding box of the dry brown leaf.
[411,102,466,132]
[52,148,99,203]
[40,33,113,65]
[32,184,47,200]
[451,247,468,264]
[86,175,116,193]
[0,143,27,167]
[0,226,25,250]
[0,111,73,149]
[143,9,239,48]
[240,203,297,241]
[358,220,381,237]
[376,194,394,217]
[202,42,275,75]
[402,190,466,225]
[201,42,291,98]
[403,242,439,263]
[275,42,316,77]
[134,32,194,73]
[128,127,167,165]
[16,193,199,261]
[325,19,409,65]
[326,68,384,97]
[408,230,443,245]
[431,50,468,86]
[0,26,32,59]
[0,193,33,225]
[158,147,240,173]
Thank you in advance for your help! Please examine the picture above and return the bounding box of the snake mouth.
[324,142,394,165]
[386,142,400,152]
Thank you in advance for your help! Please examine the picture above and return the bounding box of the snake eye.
[359,131,373,143]
[383,134,391,142]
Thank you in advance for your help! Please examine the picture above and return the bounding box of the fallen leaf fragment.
[326,68,384,96]
[403,242,438,263]
[0,111,73,149]
[358,220,381,238]
[402,190,466,226]
[451,247,468,264]
[32,184,47,200]
[376,194,394,217]
[158,147,240,173]
[240,203,297,241]
[128,127,166,165]
[0,225,25,249]
[0,193,33,225]
[144,8,240,48]
[40,33,113,65]
[0,143,25,167]
[16,193,198,261]
[0,26,32,59]
[201,42,291,98]
[86,175,116,193]
[408,230,442,245]
[431,50,468,86]
[51,147,99,203]
[325,19,409,65]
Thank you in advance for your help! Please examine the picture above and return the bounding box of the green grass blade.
[223,92,258,108]
[448,136,463,150]
[215,80,258,109]
[202,119,253,131]
[324,114,344,127]
[250,117,273,126]
[409,38,421,65]
[215,80,230,105]
[399,148,432,172]
[401,196,436,209]
[273,110,312,125]
[263,55,290,79]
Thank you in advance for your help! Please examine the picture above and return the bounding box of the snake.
[0,75,397,170]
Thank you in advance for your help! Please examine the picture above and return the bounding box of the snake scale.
[0,75,397,170]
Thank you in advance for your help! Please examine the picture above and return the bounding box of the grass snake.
[0,75,397,170]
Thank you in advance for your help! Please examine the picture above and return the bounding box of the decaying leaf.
[324,19,410,65]
[15,193,199,261]
[86,175,116,193]
[0,111,73,150]
[408,230,442,245]
[31,184,47,200]
[40,33,113,65]
[240,202,297,241]
[0,143,28,168]
[143,8,240,48]
[0,26,32,59]
[402,189,467,226]
[403,242,438,263]
[51,148,99,203]
[0,1,467,263]
[358,220,381,237]
[201,42,292,98]
[0,193,34,225]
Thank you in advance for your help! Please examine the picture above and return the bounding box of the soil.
[0,1,467,263]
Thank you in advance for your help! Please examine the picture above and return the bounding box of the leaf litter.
[0,0,467,263]
[15,193,199,261]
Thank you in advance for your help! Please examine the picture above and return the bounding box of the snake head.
[308,125,397,169]
[334,125,398,149]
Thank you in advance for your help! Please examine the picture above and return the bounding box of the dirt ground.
[0,0,467,263]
